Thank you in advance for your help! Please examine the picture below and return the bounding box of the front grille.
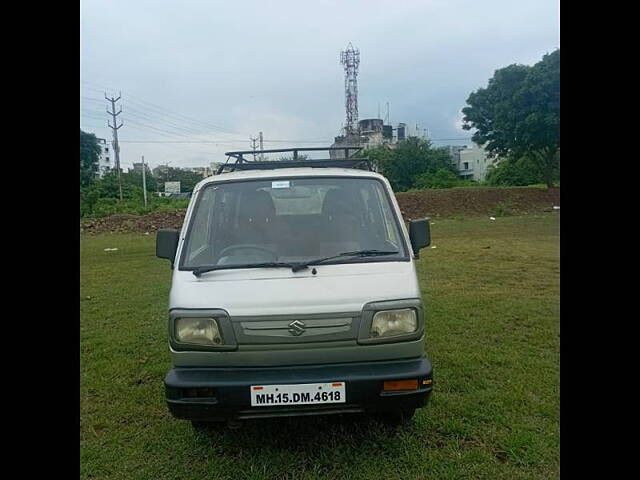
[240,318,351,338]
[232,312,360,344]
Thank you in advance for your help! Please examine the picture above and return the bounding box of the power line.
[82,108,208,142]
[118,124,236,156]
[124,94,246,136]
[85,95,232,138]
[80,107,107,116]
[120,117,209,141]
[82,82,475,146]
[80,96,104,104]
[119,140,249,144]
[121,127,231,158]
[81,81,248,137]
[112,139,333,144]
[80,127,472,144]
[122,110,213,138]
[83,95,246,141]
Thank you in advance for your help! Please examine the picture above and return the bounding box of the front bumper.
[165,356,432,421]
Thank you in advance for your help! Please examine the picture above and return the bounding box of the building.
[130,162,147,173]
[444,145,468,171]
[96,138,112,177]
[210,162,224,175]
[357,118,385,148]
[330,119,404,159]
[185,166,214,178]
[330,134,365,159]
[442,144,495,182]
[152,164,170,178]
[152,164,215,180]
[459,144,494,182]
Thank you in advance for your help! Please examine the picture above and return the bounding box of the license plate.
[250,382,346,407]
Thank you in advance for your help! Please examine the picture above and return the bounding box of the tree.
[277,154,310,161]
[368,137,454,191]
[124,168,157,192]
[462,49,559,187]
[80,129,101,187]
[163,167,204,192]
[83,170,144,200]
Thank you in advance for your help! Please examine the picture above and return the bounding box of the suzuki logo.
[288,320,306,336]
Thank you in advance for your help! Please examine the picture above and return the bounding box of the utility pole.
[106,93,124,201]
[250,136,259,161]
[141,155,148,207]
[259,131,264,161]
[164,162,171,194]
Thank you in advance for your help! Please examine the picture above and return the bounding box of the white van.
[156,148,433,428]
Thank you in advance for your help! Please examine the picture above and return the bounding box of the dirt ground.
[80,187,559,235]
[396,186,559,220]
[80,210,186,235]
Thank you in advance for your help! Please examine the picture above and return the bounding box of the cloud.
[80,0,559,166]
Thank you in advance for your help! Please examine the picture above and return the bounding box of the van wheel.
[380,408,416,426]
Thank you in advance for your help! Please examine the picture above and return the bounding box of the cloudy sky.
[80,0,559,170]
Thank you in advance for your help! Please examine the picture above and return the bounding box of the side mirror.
[156,229,180,266]
[409,218,431,257]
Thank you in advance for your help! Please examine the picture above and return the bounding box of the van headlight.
[175,317,223,345]
[370,309,417,338]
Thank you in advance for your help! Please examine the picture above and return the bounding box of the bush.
[485,155,559,187]
[81,195,189,219]
[91,197,121,217]
[410,168,481,190]
[412,168,482,189]
[413,168,459,189]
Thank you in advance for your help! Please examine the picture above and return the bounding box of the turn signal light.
[383,379,418,391]
[183,387,215,398]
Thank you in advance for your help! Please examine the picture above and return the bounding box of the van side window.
[376,187,400,248]
[184,187,216,264]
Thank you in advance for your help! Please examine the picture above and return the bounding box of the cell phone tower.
[340,43,360,136]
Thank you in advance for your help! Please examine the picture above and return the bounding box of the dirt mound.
[396,187,559,220]
[80,210,185,235]
[80,187,559,235]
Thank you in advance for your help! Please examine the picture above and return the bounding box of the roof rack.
[217,147,370,174]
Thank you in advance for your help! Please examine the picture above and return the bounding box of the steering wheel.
[218,244,278,260]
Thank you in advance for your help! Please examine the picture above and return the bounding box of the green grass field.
[80,213,560,480]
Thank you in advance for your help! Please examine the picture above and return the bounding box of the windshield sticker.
[272,181,291,189]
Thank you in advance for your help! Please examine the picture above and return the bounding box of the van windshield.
[180,177,408,270]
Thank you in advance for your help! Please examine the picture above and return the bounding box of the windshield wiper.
[290,249,399,272]
[192,262,295,277]
[192,250,399,277]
